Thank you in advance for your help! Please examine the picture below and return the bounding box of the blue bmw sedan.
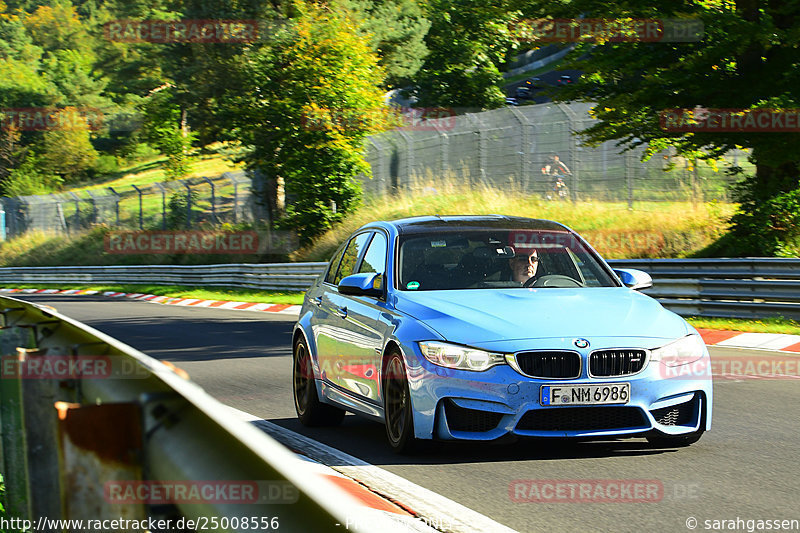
[292,215,712,453]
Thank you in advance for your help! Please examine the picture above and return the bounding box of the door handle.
[336,306,348,319]
[311,296,323,307]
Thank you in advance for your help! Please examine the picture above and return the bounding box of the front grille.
[516,406,648,431]
[444,400,504,432]
[514,351,581,379]
[651,395,698,426]
[590,349,647,377]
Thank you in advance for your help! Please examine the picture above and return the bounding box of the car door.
[313,231,372,390]
[334,231,390,403]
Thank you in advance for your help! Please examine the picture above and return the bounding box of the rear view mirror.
[338,273,384,297]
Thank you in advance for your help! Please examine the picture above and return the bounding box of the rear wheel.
[293,338,345,427]
[383,349,417,453]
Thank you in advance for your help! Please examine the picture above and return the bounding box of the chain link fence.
[0,171,267,239]
[362,102,750,203]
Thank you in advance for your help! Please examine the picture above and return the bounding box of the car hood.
[393,288,688,346]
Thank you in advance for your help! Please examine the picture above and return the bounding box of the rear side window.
[333,232,371,285]
[358,233,387,274]
[324,245,347,285]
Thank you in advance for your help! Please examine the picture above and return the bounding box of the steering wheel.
[523,274,583,288]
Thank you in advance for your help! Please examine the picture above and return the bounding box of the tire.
[383,349,418,454]
[646,429,704,448]
[293,337,345,427]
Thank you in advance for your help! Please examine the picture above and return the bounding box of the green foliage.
[165,189,199,229]
[722,178,800,257]
[409,0,516,108]
[222,1,388,245]
[38,109,99,182]
[338,0,431,87]
[531,0,800,255]
[3,154,62,195]
[140,90,195,180]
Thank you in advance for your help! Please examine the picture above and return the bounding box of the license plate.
[540,383,630,406]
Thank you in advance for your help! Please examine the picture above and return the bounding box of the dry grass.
[292,177,735,262]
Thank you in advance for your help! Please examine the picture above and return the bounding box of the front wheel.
[293,338,345,427]
[383,349,417,453]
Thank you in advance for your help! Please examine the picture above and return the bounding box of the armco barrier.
[609,258,800,320]
[1,259,800,319]
[0,294,392,532]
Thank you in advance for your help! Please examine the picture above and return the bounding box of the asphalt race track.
[15,294,800,533]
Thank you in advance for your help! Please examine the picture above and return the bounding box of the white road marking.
[225,406,519,533]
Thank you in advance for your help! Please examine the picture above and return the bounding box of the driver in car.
[509,246,540,284]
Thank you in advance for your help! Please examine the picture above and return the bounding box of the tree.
[338,0,431,88]
[140,88,195,180]
[531,0,800,255]
[39,107,99,182]
[409,0,517,109]
[222,1,389,244]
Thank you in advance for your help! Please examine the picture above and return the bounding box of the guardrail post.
[18,348,64,523]
[57,402,146,523]
[0,324,37,521]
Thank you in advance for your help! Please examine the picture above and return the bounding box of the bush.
[165,189,200,229]
[91,153,120,176]
[2,156,62,196]
[728,187,800,256]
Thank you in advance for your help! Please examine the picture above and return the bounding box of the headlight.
[418,341,506,371]
[650,335,706,367]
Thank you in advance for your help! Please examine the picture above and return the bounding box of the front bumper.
[402,340,713,441]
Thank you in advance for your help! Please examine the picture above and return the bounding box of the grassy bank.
[1,180,734,267]
[687,316,800,336]
[293,179,734,262]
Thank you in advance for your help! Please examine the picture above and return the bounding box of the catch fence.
[362,102,749,204]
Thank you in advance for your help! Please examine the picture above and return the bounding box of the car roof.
[375,215,571,235]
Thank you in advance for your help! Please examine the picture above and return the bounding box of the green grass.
[71,149,243,193]
[0,474,7,533]
[687,316,800,336]
[0,284,304,305]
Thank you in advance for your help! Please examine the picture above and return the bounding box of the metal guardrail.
[610,259,800,320]
[0,294,397,532]
[0,263,328,292]
[2,259,800,319]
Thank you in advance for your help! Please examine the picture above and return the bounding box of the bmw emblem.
[574,338,590,349]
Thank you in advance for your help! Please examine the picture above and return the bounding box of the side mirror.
[338,273,384,297]
[614,268,653,291]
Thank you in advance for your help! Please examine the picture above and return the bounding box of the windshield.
[397,229,617,290]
